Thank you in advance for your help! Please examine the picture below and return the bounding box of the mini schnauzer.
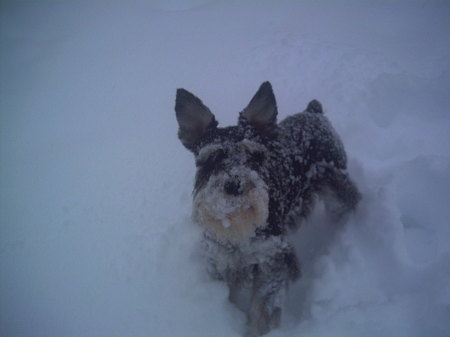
[175,82,360,336]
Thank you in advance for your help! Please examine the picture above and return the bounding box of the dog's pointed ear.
[175,88,217,151]
[241,81,278,135]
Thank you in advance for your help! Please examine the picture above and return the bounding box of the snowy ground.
[1,1,449,336]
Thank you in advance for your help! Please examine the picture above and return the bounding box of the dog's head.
[175,82,278,243]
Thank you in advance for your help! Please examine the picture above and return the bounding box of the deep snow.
[1,1,449,336]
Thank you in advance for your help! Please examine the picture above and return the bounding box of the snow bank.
[1,1,449,336]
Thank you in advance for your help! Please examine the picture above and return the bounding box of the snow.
[1,1,449,336]
[222,218,231,229]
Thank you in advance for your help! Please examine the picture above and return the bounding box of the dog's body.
[175,82,360,336]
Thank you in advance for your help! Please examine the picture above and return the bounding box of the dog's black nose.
[224,178,242,196]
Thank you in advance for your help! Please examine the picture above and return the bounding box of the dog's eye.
[196,149,226,168]
[194,149,226,194]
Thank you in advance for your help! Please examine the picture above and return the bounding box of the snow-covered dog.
[175,82,360,336]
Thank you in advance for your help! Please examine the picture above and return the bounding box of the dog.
[175,82,360,336]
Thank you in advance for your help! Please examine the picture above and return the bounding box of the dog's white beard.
[193,177,269,244]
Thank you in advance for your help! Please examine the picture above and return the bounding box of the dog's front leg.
[245,264,286,337]
[226,269,253,313]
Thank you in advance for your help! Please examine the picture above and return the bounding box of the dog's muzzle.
[193,170,269,244]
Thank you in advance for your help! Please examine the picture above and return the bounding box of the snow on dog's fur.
[193,141,269,243]
[175,82,360,337]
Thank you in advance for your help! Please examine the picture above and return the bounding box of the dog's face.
[192,137,270,243]
[175,82,278,243]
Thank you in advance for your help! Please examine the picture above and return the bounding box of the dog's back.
[279,100,347,171]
